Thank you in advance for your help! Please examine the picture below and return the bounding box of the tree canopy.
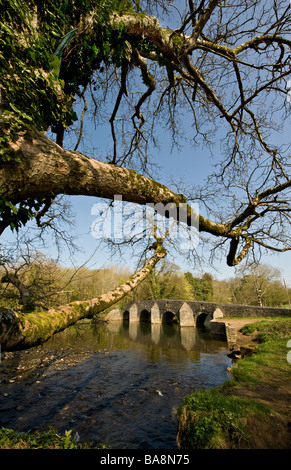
[1,0,290,269]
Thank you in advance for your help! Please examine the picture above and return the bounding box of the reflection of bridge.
[105,299,291,328]
[104,321,227,352]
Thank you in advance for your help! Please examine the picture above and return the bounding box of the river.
[0,320,232,449]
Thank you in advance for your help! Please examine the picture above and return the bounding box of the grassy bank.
[0,427,107,449]
[177,317,291,449]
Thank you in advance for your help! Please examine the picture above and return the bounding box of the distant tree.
[201,273,213,301]
[0,246,133,310]
[212,279,232,304]
[131,260,194,301]
[63,265,131,301]
[264,280,289,307]
[229,263,288,307]
[184,272,213,301]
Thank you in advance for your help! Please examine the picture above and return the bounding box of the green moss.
[17,305,91,347]
[171,33,184,48]
[119,10,147,19]
[19,311,61,343]
[70,301,90,318]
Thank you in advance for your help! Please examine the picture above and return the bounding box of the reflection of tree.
[120,321,221,359]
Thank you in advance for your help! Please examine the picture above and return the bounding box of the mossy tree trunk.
[0,244,166,351]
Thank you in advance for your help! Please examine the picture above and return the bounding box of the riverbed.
[0,321,232,449]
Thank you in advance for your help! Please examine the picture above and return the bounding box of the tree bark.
[0,244,166,351]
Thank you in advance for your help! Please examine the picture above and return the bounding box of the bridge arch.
[123,310,129,321]
[162,311,178,323]
[140,309,151,323]
[196,312,208,327]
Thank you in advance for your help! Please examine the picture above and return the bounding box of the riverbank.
[177,317,291,449]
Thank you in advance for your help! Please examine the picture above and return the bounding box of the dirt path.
[215,317,266,346]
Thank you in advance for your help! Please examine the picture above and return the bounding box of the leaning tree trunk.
[0,244,166,351]
[0,128,222,236]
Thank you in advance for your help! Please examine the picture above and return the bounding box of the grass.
[177,317,291,449]
[231,318,291,385]
[0,427,107,449]
[231,337,290,385]
[240,317,291,343]
[177,388,270,449]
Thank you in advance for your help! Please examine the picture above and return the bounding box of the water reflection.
[46,320,227,354]
[0,321,232,449]
[122,321,222,352]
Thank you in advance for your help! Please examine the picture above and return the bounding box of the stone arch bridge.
[105,299,291,328]
[121,300,222,327]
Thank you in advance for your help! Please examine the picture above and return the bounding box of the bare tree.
[230,263,283,306]
[0,245,64,311]
[1,1,290,263]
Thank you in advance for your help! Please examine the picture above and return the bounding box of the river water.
[0,321,232,449]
